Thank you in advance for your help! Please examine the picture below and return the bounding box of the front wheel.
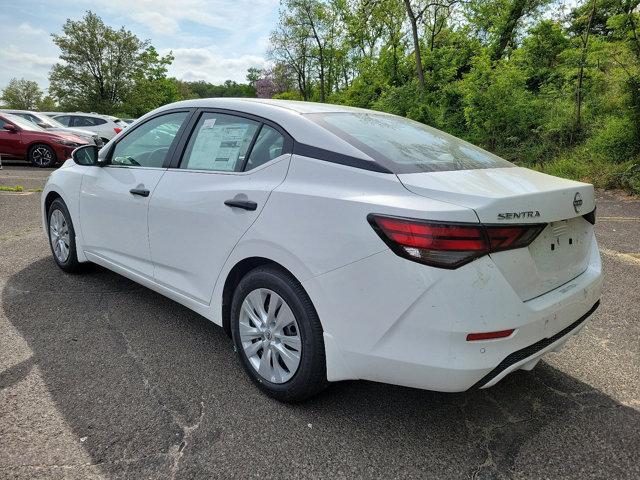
[47,198,82,272]
[29,144,56,168]
[231,266,327,402]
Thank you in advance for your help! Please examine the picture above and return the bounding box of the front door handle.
[130,188,150,197]
[224,199,257,211]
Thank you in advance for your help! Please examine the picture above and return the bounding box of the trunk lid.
[398,167,596,301]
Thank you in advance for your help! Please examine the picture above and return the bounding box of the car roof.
[166,97,376,115]
[1,109,37,115]
[149,98,386,163]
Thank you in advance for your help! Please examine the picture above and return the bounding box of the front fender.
[41,162,88,261]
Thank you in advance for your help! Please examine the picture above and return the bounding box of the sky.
[0,0,281,93]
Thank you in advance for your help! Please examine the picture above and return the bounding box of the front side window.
[180,113,259,172]
[307,112,514,174]
[110,111,188,168]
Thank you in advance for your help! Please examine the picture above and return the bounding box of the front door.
[148,111,291,304]
[0,119,23,157]
[79,110,191,278]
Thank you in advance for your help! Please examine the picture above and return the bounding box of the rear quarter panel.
[208,155,479,324]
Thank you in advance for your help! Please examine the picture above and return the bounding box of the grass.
[0,185,43,193]
[530,148,640,196]
[0,185,24,192]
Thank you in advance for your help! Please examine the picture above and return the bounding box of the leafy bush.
[584,116,639,163]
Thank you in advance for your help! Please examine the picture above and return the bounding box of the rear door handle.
[224,199,257,211]
[130,188,150,197]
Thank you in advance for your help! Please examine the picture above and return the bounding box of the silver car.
[1,110,103,147]
[48,112,127,142]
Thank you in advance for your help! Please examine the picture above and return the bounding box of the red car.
[0,113,89,167]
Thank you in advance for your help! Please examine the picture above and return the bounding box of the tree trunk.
[574,0,597,138]
[491,0,527,61]
[403,0,426,91]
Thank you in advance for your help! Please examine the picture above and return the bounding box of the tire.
[28,144,56,168]
[231,266,327,402]
[47,198,82,273]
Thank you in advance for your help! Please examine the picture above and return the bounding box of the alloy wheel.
[49,209,70,263]
[239,288,302,383]
[32,146,53,167]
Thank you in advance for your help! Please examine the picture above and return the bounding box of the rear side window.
[73,116,107,127]
[245,125,285,170]
[307,112,514,174]
[54,115,71,126]
[180,113,259,172]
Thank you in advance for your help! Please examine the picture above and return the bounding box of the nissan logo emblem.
[573,192,583,213]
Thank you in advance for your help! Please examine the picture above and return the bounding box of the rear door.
[148,110,292,304]
[79,110,191,278]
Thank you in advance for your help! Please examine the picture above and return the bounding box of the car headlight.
[57,139,82,147]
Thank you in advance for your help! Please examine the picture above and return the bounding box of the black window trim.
[168,107,294,171]
[103,107,197,168]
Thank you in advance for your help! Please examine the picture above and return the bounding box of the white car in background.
[48,112,127,142]
[41,99,602,402]
[1,110,104,147]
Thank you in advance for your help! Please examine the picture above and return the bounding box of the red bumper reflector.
[466,329,515,341]
[114,127,122,134]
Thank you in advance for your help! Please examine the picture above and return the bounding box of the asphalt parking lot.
[1,163,639,479]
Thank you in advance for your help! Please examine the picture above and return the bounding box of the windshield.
[38,114,66,128]
[3,113,45,132]
[307,112,514,174]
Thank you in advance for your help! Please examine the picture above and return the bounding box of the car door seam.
[148,168,170,281]
[207,154,294,307]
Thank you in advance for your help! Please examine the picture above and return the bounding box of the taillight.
[368,214,545,269]
[582,208,596,225]
[114,127,122,134]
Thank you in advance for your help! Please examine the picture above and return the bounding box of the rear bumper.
[304,233,603,392]
[471,300,599,389]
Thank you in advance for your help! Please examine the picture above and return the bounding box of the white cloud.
[106,0,279,35]
[164,47,271,84]
[1,1,280,91]
[17,22,49,37]
[0,17,60,90]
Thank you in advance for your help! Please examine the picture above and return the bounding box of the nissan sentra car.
[41,99,602,401]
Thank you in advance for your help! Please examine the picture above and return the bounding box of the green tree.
[49,11,172,114]
[246,67,263,87]
[1,78,43,109]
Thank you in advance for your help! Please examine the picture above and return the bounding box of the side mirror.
[3,124,18,132]
[72,144,101,166]
[37,122,50,129]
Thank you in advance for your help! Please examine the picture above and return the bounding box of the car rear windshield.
[306,112,514,174]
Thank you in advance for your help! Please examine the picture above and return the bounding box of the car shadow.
[2,258,638,479]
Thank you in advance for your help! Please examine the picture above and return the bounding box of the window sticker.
[186,121,251,171]
[202,118,217,129]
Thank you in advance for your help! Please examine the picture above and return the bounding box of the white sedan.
[42,99,602,402]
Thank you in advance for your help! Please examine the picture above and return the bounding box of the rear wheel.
[29,144,56,168]
[47,198,81,272]
[231,266,327,402]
